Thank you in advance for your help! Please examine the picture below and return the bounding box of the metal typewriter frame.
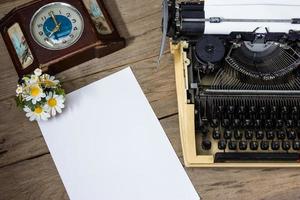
[171,41,300,167]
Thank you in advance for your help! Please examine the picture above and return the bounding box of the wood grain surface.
[1,0,300,200]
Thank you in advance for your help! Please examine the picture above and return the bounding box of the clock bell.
[0,0,125,77]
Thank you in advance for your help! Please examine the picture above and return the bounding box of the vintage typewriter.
[160,0,300,167]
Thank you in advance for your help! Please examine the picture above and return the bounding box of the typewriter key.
[245,130,254,140]
[261,141,269,150]
[271,141,280,150]
[266,131,275,140]
[218,139,227,150]
[287,131,297,140]
[228,141,237,150]
[212,130,221,140]
[224,130,232,140]
[250,141,259,150]
[239,141,248,150]
[277,130,286,140]
[282,141,291,151]
[293,141,300,150]
[256,131,264,140]
[202,139,212,150]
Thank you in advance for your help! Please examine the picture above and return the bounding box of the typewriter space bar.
[215,153,300,162]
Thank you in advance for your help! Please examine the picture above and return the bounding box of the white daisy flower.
[28,74,39,84]
[41,74,60,88]
[25,84,46,104]
[34,68,42,76]
[23,106,50,121]
[16,85,23,96]
[45,92,65,116]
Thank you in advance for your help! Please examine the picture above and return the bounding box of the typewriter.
[160,0,300,167]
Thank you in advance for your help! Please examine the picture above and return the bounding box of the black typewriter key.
[286,120,294,128]
[266,131,275,140]
[254,119,261,128]
[259,106,266,114]
[260,141,269,150]
[271,106,277,114]
[228,106,235,114]
[287,131,297,140]
[281,106,288,114]
[234,130,243,140]
[232,119,240,128]
[293,141,300,150]
[271,141,280,150]
[256,130,264,140]
[218,139,227,150]
[265,119,273,128]
[245,130,253,140]
[250,141,259,150]
[292,106,298,114]
[239,141,248,150]
[249,106,256,114]
[244,119,252,128]
[222,119,230,128]
[228,141,237,150]
[238,106,246,114]
[276,120,284,128]
[217,106,224,114]
[224,130,232,139]
[211,119,219,128]
[282,141,291,151]
[212,130,221,140]
[297,120,300,128]
[202,139,212,150]
[277,130,286,140]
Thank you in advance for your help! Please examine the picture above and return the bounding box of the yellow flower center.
[30,86,40,97]
[34,106,43,114]
[48,98,57,107]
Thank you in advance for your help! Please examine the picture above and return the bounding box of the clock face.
[30,2,84,50]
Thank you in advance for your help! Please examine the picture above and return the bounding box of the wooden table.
[1,0,300,199]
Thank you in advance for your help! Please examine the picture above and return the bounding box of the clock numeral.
[66,13,71,18]
[69,34,74,38]
[73,26,78,31]
[44,37,49,42]
[41,16,47,21]
[71,19,76,23]
[62,40,67,44]
[39,31,44,36]
[59,10,62,14]
[37,24,43,28]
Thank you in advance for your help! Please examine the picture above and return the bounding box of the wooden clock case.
[0,0,125,77]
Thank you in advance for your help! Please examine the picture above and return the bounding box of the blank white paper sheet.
[38,67,199,200]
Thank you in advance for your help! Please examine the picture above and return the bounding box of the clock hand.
[49,11,59,26]
[48,23,61,37]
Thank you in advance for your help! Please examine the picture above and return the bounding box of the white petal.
[56,107,62,113]
[51,108,56,116]
[29,115,35,121]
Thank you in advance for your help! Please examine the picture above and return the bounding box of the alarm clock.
[0,0,125,77]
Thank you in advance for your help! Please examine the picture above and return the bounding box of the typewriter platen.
[162,0,300,167]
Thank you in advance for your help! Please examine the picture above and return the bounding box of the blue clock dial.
[43,15,72,40]
[30,2,84,50]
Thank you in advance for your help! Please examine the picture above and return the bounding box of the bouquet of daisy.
[15,68,65,121]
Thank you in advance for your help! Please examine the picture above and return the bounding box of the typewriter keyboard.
[197,103,300,162]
